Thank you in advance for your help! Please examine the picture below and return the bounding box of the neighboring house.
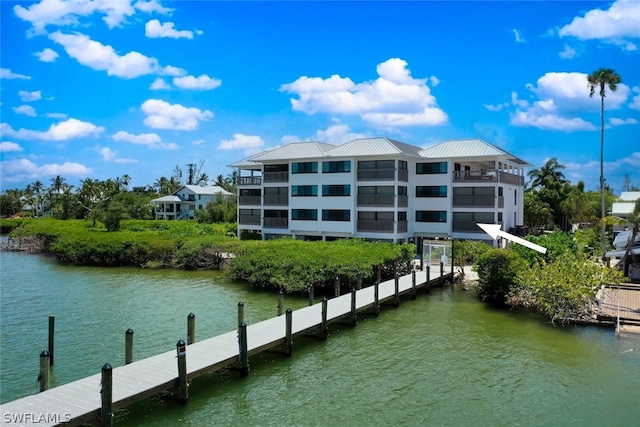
[151,184,234,220]
[228,137,528,245]
[611,191,640,221]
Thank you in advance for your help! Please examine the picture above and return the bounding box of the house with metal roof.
[229,137,528,244]
[151,184,233,220]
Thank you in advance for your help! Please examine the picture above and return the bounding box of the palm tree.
[588,68,622,260]
[527,158,567,191]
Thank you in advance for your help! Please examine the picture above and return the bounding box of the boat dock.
[598,283,640,328]
[0,266,453,426]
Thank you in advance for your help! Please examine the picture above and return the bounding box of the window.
[416,211,447,222]
[358,211,393,221]
[323,161,351,173]
[322,209,350,221]
[264,187,288,196]
[398,160,408,170]
[498,212,503,222]
[398,211,407,221]
[498,187,503,197]
[291,185,317,196]
[358,159,395,170]
[416,186,447,197]
[398,186,407,196]
[322,184,350,196]
[416,162,447,174]
[240,189,261,197]
[515,189,517,205]
[264,164,288,172]
[189,204,196,210]
[264,210,288,218]
[292,162,318,174]
[358,186,394,195]
[198,205,203,210]
[239,208,260,216]
[292,209,317,220]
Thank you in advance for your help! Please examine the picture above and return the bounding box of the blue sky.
[1,0,638,194]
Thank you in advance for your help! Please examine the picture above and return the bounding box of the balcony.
[263,172,289,183]
[452,221,484,233]
[357,195,395,207]
[398,169,408,182]
[357,220,394,233]
[357,169,395,181]
[239,215,261,225]
[397,221,408,233]
[499,171,525,186]
[453,170,524,186]
[453,195,495,208]
[263,195,288,206]
[239,196,261,206]
[398,195,408,207]
[264,218,289,228]
[239,176,262,186]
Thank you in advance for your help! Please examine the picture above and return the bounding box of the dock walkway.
[0,267,452,426]
[599,284,640,324]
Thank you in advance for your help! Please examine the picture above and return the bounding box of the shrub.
[475,248,525,304]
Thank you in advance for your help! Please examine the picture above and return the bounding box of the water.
[1,247,639,426]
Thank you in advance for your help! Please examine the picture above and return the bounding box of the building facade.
[229,138,528,244]
[152,184,233,220]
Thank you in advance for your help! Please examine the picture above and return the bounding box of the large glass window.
[416,186,447,197]
[416,162,447,174]
[292,162,318,174]
[291,185,318,196]
[416,210,447,222]
[292,209,318,220]
[322,209,350,221]
[322,161,351,173]
[322,184,350,196]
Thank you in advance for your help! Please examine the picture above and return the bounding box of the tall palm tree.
[588,68,622,260]
[527,158,567,191]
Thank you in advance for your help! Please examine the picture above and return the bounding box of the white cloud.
[218,134,264,150]
[13,105,37,117]
[14,0,137,33]
[35,48,59,62]
[46,112,68,119]
[280,58,448,128]
[0,68,30,80]
[630,88,640,111]
[141,99,213,130]
[311,124,367,144]
[50,31,159,79]
[0,158,91,183]
[0,142,23,152]
[609,117,638,126]
[159,65,186,76]
[484,103,508,112]
[112,130,161,145]
[511,110,597,131]
[2,118,104,140]
[150,78,171,90]
[173,74,221,90]
[145,19,194,39]
[512,28,526,43]
[134,0,174,15]
[558,44,577,59]
[99,147,137,163]
[559,0,640,50]
[429,76,440,87]
[19,90,42,102]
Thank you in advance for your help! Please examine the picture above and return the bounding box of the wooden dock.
[599,284,640,324]
[0,267,452,426]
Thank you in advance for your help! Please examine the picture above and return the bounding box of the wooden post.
[320,297,328,340]
[334,276,340,298]
[125,329,134,364]
[356,272,362,290]
[100,363,113,427]
[238,323,249,376]
[350,288,357,327]
[237,301,244,326]
[411,269,417,299]
[284,308,293,356]
[394,274,400,307]
[187,313,196,345]
[427,265,431,283]
[176,340,188,401]
[440,261,444,278]
[48,315,55,366]
[373,281,380,316]
[277,289,284,316]
[308,285,314,306]
[38,350,50,392]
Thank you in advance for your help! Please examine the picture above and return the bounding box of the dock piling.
[187,313,196,345]
[320,297,328,340]
[394,274,400,307]
[176,340,188,401]
[284,308,293,356]
[100,363,113,427]
[426,267,431,292]
[373,282,380,316]
[350,288,357,326]
[125,329,134,364]
[308,285,314,306]
[38,350,50,392]
[277,289,283,316]
[238,323,249,376]
[48,315,55,366]
[334,276,340,298]
[440,261,444,278]
[356,272,362,290]
[238,302,244,326]
[411,270,417,299]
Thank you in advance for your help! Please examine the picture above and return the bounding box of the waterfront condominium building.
[229,137,528,244]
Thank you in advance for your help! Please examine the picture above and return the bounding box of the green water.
[1,249,639,426]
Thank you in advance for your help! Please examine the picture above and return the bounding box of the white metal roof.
[326,137,423,158]
[619,192,640,201]
[248,141,336,161]
[419,138,529,165]
[151,195,181,203]
[181,185,233,196]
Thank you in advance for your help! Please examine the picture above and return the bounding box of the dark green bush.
[475,248,525,304]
